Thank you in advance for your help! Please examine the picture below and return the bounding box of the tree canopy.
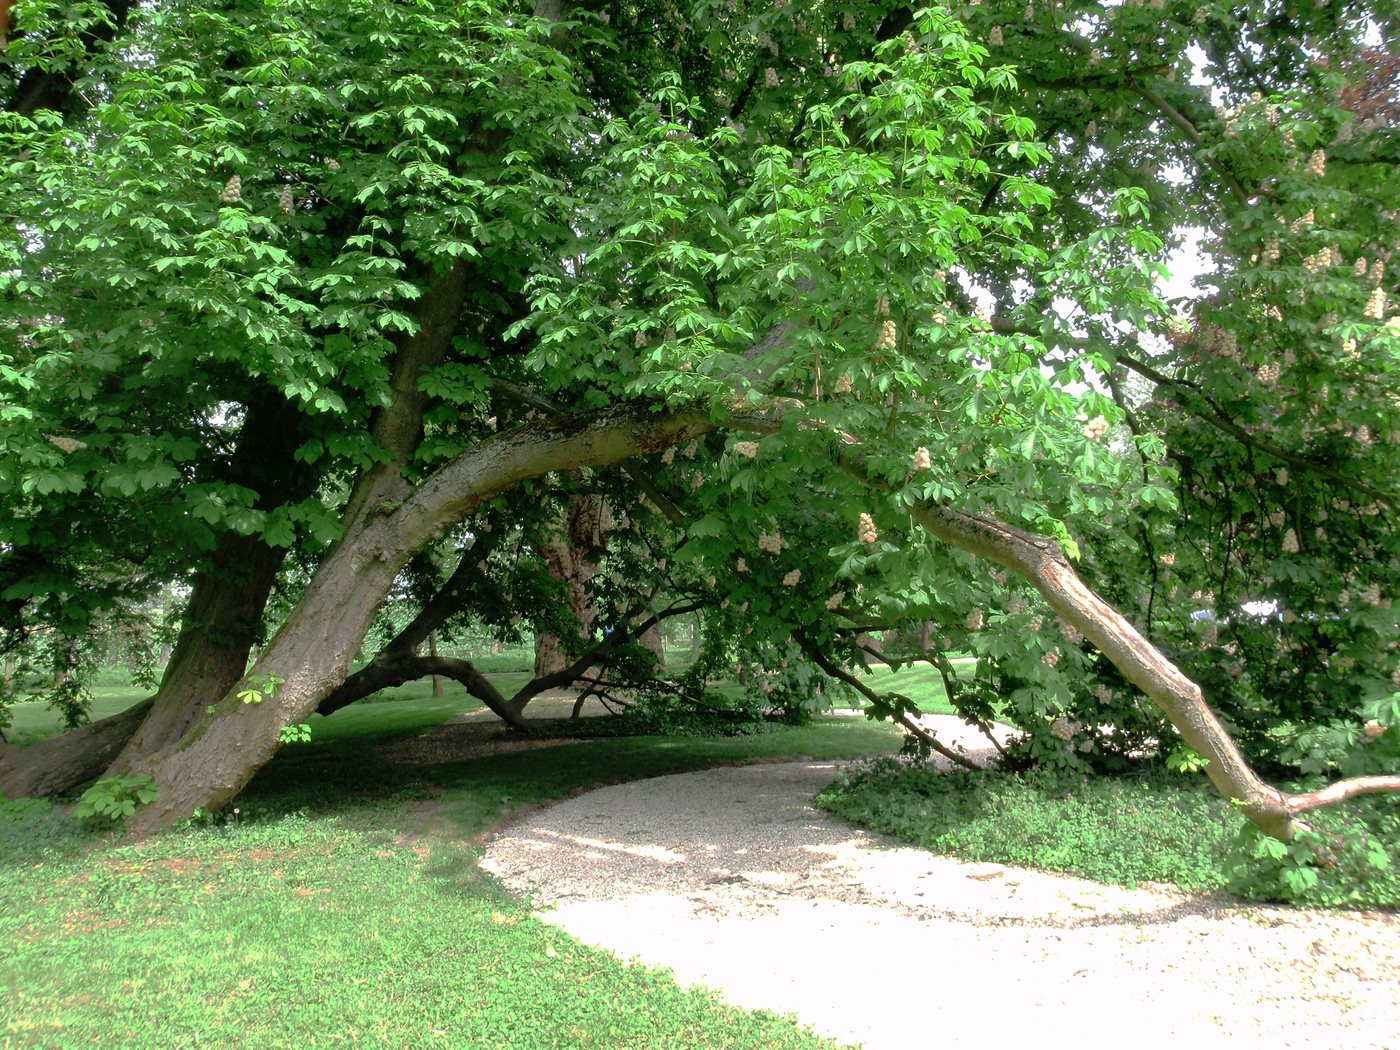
[1,0,1398,841]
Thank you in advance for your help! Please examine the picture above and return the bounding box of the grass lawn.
[1,685,903,1049]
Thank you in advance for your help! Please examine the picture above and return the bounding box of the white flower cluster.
[1094,684,1114,705]
[843,11,855,30]
[988,26,1003,45]
[1027,614,1044,632]
[833,373,853,394]
[682,440,699,459]
[1369,259,1386,287]
[736,557,748,572]
[1007,597,1028,615]
[1365,720,1387,740]
[1282,527,1300,553]
[1050,716,1080,740]
[1354,256,1368,277]
[1303,247,1341,275]
[661,447,675,464]
[326,157,341,172]
[1365,288,1387,320]
[1262,234,1281,266]
[218,175,242,203]
[734,440,759,459]
[764,67,780,88]
[1043,648,1061,668]
[1083,416,1109,441]
[1276,467,1289,487]
[758,531,785,554]
[277,185,295,216]
[782,569,801,587]
[1159,552,1176,566]
[966,607,985,631]
[1288,209,1315,235]
[874,320,898,351]
[1257,363,1280,384]
[1085,120,1097,138]
[825,591,845,610]
[912,446,931,471]
[1360,582,1382,606]
[1304,149,1327,178]
[46,435,86,453]
[858,512,878,544]
[1058,619,1084,645]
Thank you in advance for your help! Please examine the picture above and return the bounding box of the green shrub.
[815,758,1236,890]
[74,774,160,821]
[1224,794,1400,910]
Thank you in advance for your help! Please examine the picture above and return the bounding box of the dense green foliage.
[1,0,1399,860]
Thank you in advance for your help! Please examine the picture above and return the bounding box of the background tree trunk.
[533,493,612,679]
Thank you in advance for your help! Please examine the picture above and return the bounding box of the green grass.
[1,700,902,1049]
[815,760,1239,891]
[3,690,151,747]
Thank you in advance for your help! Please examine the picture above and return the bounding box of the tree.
[0,0,1397,845]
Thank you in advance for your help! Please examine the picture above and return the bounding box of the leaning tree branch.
[1285,775,1400,816]
[792,628,982,771]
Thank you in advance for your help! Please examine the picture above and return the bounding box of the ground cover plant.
[1,709,902,1049]
[816,756,1400,909]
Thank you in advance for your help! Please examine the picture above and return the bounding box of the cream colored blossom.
[682,440,699,459]
[734,440,759,459]
[764,67,780,88]
[874,320,898,350]
[1365,719,1386,740]
[1304,149,1326,178]
[736,557,748,572]
[912,447,931,471]
[1282,527,1300,553]
[1159,552,1176,566]
[46,435,86,454]
[988,26,1003,45]
[1050,716,1077,740]
[1083,416,1108,441]
[782,569,801,587]
[217,175,242,203]
[325,158,341,171]
[833,373,853,394]
[1361,582,1382,606]
[277,185,295,216]
[1058,619,1083,645]
[661,447,675,464]
[966,607,985,631]
[858,512,878,544]
[825,591,845,610]
[1365,288,1387,320]
[1276,467,1289,487]
[1258,363,1280,384]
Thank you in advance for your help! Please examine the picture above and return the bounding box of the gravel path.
[482,729,1400,1050]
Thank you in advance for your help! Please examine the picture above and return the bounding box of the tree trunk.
[0,533,288,800]
[533,493,611,679]
[428,632,444,698]
[0,697,155,799]
[104,530,288,775]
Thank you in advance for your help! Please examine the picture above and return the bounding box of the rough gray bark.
[0,697,153,799]
[106,530,287,774]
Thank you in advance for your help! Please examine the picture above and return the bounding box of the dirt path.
[482,752,1400,1050]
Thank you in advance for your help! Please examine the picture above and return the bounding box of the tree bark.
[0,697,153,799]
[533,493,611,679]
[105,530,288,774]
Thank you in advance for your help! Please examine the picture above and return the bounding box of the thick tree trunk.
[321,651,525,729]
[533,493,611,679]
[105,530,287,774]
[0,533,288,799]
[0,697,153,799]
